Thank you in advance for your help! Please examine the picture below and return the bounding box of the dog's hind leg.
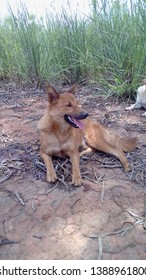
[87,138,130,172]
[94,143,131,172]
[85,120,136,171]
[80,146,95,157]
[101,145,130,172]
[40,151,57,182]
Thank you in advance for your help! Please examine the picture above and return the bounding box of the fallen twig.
[100,181,105,203]
[31,200,37,211]
[0,166,13,183]
[13,191,26,206]
[98,236,102,260]
[0,236,19,245]
[44,181,60,194]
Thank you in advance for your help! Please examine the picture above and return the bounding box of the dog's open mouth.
[64,113,88,129]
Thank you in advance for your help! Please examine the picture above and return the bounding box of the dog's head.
[46,84,88,129]
[142,79,146,85]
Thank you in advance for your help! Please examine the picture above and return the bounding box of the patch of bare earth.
[0,81,146,260]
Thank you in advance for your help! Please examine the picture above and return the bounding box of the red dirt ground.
[0,81,146,260]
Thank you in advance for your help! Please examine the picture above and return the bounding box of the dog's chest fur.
[44,121,84,155]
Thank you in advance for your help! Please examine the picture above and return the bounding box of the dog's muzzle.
[64,112,88,128]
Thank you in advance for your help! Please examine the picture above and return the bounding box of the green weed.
[0,0,145,96]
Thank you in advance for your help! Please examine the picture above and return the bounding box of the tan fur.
[38,84,137,186]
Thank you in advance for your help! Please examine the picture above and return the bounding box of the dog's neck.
[49,114,73,135]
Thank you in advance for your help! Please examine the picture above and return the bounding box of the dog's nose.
[75,112,89,120]
[82,112,89,118]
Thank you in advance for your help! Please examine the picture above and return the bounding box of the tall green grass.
[0,0,146,96]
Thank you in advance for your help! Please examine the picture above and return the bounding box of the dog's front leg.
[142,112,146,117]
[40,151,57,183]
[125,102,141,111]
[68,151,83,186]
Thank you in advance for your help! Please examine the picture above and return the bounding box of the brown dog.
[38,84,137,186]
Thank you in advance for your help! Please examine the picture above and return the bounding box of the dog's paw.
[124,162,131,172]
[72,175,83,187]
[47,171,57,183]
[125,106,132,111]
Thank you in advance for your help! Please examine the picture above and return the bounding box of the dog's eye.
[66,103,72,107]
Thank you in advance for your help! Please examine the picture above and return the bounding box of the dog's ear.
[69,84,77,95]
[46,84,59,104]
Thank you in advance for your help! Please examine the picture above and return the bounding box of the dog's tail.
[112,135,137,152]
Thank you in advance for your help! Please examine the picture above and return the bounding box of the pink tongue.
[72,117,84,129]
